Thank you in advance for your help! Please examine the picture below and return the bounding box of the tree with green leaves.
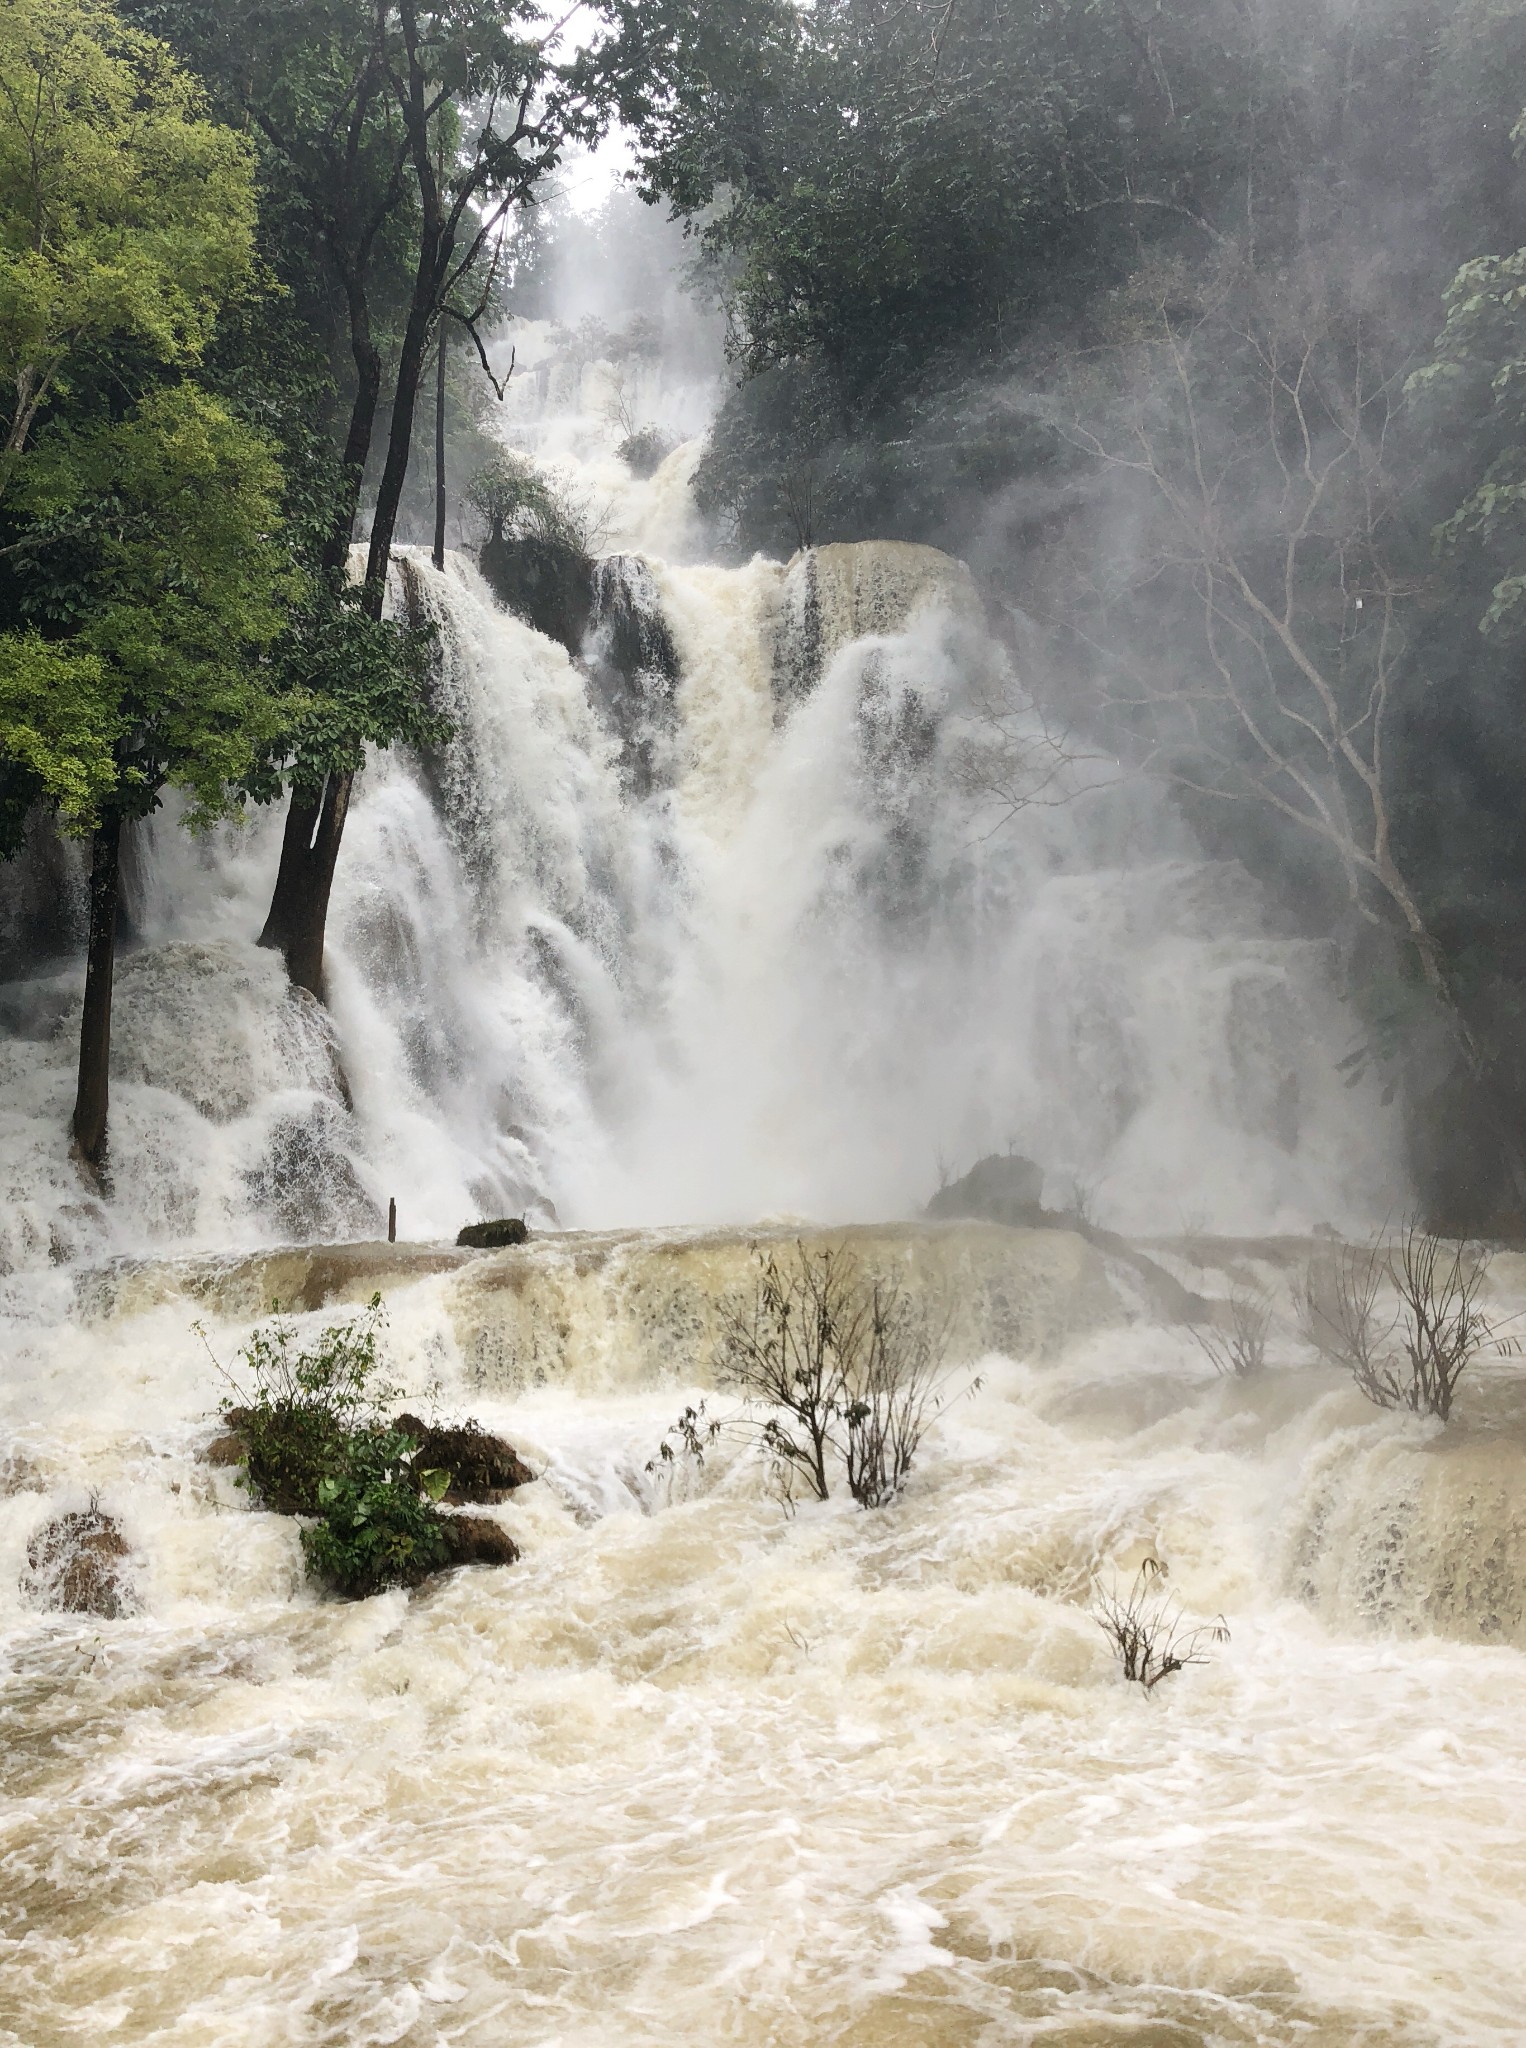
[0,0,294,1181]
[0,0,256,485]
[1,386,296,1180]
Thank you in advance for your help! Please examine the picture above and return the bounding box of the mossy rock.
[394,1414,535,1503]
[456,1217,529,1249]
[442,1516,520,1568]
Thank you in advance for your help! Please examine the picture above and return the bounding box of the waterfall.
[4,316,1525,2048]
[0,502,1400,1293]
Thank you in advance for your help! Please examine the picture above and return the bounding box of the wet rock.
[442,1515,520,1569]
[479,532,594,654]
[457,1217,529,1249]
[203,1432,246,1468]
[927,1153,1045,1227]
[22,1506,134,1618]
[394,1414,535,1503]
[0,1447,46,1496]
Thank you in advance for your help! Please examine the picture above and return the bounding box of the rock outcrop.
[22,1506,134,1618]
[393,1415,535,1503]
[927,1153,1045,1226]
[442,1516,521,1569]
[457,1218,529,1249]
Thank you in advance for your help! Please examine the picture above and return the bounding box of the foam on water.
[3,1242,1526,2045]
[4,313,1510,2048]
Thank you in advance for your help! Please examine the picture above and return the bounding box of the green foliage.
[0,0,256,481]
[1414,231,1526,640]
[301,1429,453,1596]
[252,588,443,801]
[214,1295,461,1597]
[218,1293,399,1515]
[0,636,117,848]
[0,383,296,832]
[463,451,599,555]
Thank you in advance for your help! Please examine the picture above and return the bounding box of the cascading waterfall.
[5,321,1525,2048]
[0,527,1400,1282]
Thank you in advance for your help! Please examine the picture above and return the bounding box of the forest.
[2,0,1526,1229]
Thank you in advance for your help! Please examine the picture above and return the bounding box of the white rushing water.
[0,313,1399,1286]
[6,317,1522,2048]
[4,1232,1526,2046]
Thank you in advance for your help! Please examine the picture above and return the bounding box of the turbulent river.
[2,325,1525,2046]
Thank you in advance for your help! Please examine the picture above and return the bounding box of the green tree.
[0,0,255,484]
[0,0,291,1181]
[1,385,296,1178]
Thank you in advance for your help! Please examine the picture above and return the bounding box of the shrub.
[617,426,676,478]
[1301,1227,1510,1421]
[464,451,602,555]
[645,1400,722,1506]
[212,1295,398,1515]
[715,1243,957,1508]
[1187,1286,1270,1378]
[300,1429,452,1596]
[206,1298,468,1598]
[1093,1560,1229,1690]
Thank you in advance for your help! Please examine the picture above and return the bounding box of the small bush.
[715,1243,957,1508]
[1188,1286,1270,1378]
[1093,1560,1228,1690]
[464,451,602,555]
[645,1401,722,1505]
[617,426,676,478]
[205,1298,481,1598]
[213,1295,398,1515]
[1301,1227,1509,1420]
[300,1428,453,1596]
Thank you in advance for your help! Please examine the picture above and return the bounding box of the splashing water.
[0,534,1399,1278]
[7,322,1519,2048]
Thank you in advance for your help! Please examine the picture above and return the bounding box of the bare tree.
[1302,1226,1511,1420]
[1299,1236,1392,1385]
[715,1242,956,1507]
[1093,1559,1229,1690]
[1188,1285,1270,1378]
[1055,253,1525,1201]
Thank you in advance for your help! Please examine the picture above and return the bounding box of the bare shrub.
[644,1401,722,1505]
[843,1289,954,1508]
[1299,1237,1392,1386]
[1092,1559,1229,1690]
[715,1243,957,1508]
[1188,1286,1271,1378]
[1302,1228,1509,1420]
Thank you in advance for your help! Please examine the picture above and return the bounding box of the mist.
[4,3,1526,2040]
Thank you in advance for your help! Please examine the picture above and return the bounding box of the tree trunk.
[262,265,382,996]
[256,776,353,999]
[72,813,122,1184]
[323,269,385,581]
[433,324,447,572]
[365,215,448,615]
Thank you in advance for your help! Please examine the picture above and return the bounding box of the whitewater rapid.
[5,1230,1526,2045]
[6,318,1523,2048]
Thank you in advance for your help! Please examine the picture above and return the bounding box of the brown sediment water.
[3,1224,1526,2045]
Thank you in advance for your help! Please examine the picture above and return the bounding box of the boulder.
[926,1153,1045,1227]
[22,1507,134,1618]
[442,1515,520,1569]
[457,1217,529,1249]
[394,1414,535,1504]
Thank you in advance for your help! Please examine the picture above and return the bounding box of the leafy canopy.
[0,0,256,476]
[1,383,296,845]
